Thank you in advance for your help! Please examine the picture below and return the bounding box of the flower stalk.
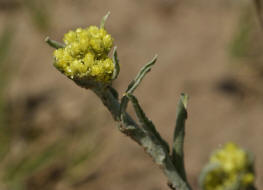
[46,12,256,190]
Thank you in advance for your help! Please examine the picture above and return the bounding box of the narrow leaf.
[127,93,170,153]
[126,55,157,94]
[120,95,129,118]
[100,11,111,29]
[112,46,120,80]
[120,55,157,117]
[172,93,188,181]
[45,36,65,49]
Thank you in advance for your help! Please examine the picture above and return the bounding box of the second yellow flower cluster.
[203,142,254,190]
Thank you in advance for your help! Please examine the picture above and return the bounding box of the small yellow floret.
[53,25,114,83]
[63,30,77,45]
[83,53,95,67]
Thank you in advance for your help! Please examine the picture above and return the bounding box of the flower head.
[201,142,255,190]
[53,26,114,83]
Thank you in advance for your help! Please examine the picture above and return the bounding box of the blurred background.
[0,0,262,189]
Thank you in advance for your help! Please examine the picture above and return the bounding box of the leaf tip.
[180,93,188,109]
[45,36,50,43]
[100,11,111,28]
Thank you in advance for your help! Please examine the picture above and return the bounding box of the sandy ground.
[0,0,262,189]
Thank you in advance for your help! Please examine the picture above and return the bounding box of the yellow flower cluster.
[204,142,254,190]
[53,26,114,82]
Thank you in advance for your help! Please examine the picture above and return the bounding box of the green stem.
[92,86,192,190]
